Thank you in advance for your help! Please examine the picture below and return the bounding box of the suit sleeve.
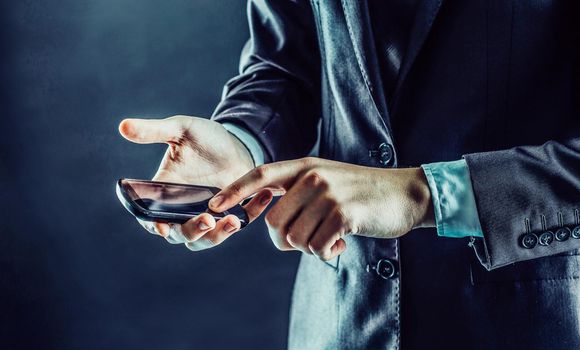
[463,137,580,270]
[211,0,320,163]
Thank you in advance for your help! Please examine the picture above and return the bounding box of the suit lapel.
[340,0,391,131]
[341,0,444,123]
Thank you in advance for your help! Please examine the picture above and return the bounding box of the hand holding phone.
[118,116,274,250]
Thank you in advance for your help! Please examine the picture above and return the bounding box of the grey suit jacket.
[213,0,580,349]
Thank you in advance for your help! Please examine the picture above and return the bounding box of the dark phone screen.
[122,179,218,216]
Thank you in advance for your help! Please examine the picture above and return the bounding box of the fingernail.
[260,194,271,206]
[224,223,236,233]
[209,195,223,208]
[198,222,210,231]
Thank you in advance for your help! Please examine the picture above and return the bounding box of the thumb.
[118,117,186,144]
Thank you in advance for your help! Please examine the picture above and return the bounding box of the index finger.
[208,160,303,212]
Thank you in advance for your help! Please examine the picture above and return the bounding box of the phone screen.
[121,179,217,216]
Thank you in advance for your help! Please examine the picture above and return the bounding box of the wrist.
[221,123,265,167]
[227,131,255,173]
[407,167,435,229]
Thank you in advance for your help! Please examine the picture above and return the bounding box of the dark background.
[0,1,300,349]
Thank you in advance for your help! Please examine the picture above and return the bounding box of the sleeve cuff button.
[521,233,538,249]
[555,227,571,241]
[572,226,580,239]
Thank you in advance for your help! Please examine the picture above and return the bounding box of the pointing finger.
[209,160,304,212]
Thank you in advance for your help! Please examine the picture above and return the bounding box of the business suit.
[213,0,580,349]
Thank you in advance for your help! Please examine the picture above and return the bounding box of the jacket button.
[555,227,571,241]
[378,143,393,166]
[538,231,554,246]
[366,259,397,279]
[572,226,580,239]
[521,233,538,249]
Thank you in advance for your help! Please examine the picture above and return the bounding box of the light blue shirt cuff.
[421,159,484,238]
[222,123,265,167]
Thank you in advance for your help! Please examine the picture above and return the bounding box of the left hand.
[209,157,435,261]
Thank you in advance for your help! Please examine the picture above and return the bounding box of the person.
[119,1,580,349]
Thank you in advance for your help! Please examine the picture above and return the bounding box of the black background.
[0,1,299,349]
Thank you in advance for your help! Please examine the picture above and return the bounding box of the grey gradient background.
[0,1,300,349]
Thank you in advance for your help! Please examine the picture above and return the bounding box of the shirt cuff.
[221,123,265,167]
[421,159,484,238]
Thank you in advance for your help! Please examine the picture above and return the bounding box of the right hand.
[118,115,274,251]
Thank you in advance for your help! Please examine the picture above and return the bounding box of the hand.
[209,157,435,261]
[119,116,274,250]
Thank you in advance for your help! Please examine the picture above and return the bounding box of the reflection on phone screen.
[123,180,216,216]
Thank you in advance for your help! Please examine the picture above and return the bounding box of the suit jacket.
[213,0,580,349]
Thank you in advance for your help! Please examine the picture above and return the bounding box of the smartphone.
[116,178,249,227]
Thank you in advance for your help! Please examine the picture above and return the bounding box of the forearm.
[211,0,321,163]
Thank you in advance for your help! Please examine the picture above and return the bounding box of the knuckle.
[303,169,326,188]
[253,164,268,180]
[287,232,301,245]
[265,211,280,229]
[181,228,194,241]
[301,156,316,167]
[268,233,287,252]
[274,242,288,251]
[202,235,217,246]
[266,226,292,251]
[330,208,348,228]
[310,244,331,261]
[227,182,244,198]
[318,252,332,261]
[168,114,187,121]
[308,240,324,254]
[167,115,188,128]
[182,224,203,242]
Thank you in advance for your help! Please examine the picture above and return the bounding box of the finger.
[328,238,347,259]
[181,213,217,241]
[185,215,241,251]
[185,238,216,252]
[286,194,334,254]
[137,218,159,236]
[266,221,295,251]
[308,209,348,261]
[209,160,306,212]
[164,224,186,245]
[139,219,184,244]
[136,218,183,244]
[118,117,186,144]
[242,189,274,222]
[202,215,241,244]
[267,176,323,254]
[154,222,171,238]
